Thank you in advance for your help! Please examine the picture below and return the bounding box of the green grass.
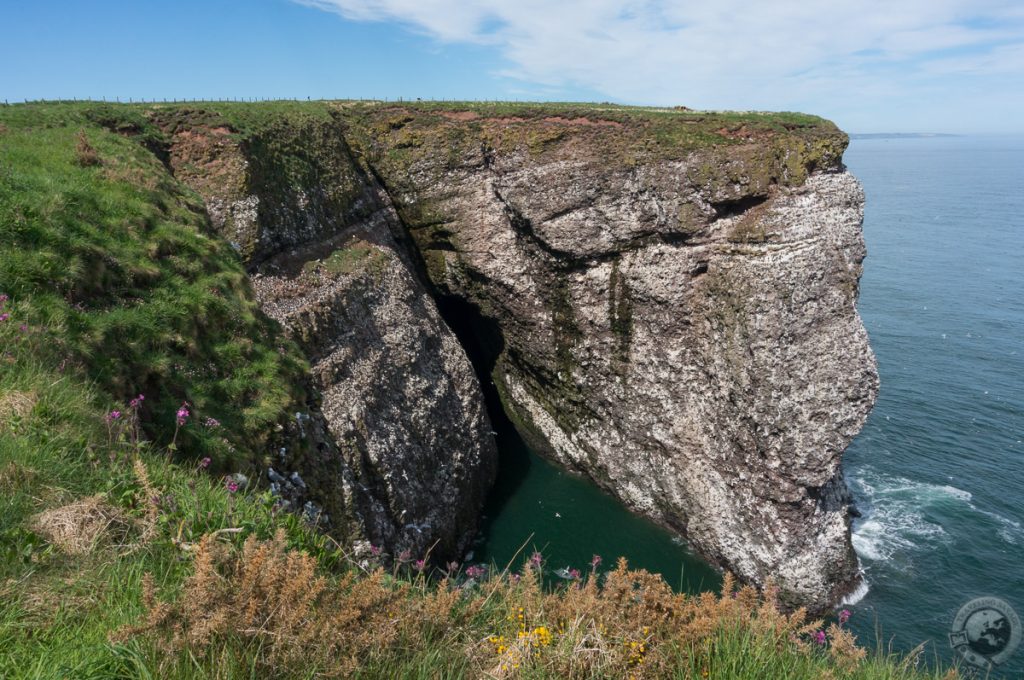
[0,103,311,468]
[0,320,333,678]
[301,240,389,278]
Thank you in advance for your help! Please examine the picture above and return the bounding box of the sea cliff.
[0,101,878,611]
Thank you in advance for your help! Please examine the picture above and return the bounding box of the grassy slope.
[0,102,957,679]
[0,104,312,468]
[0,102,337,677]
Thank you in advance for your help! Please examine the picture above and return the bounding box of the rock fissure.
[711,193,771,220]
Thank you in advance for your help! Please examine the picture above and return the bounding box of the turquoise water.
[842,136,1024,675]
[473,135,1024,674]
[471,401,721,592]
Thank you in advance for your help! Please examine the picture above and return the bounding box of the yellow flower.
[532,625,552,646]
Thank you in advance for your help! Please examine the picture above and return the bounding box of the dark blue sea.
[476,134,1024,675]
[842,135,1024,675]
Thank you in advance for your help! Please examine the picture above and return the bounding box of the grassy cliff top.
[0,99,843,150]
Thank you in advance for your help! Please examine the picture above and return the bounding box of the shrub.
[119,537,917,679]
[74,130,101,167]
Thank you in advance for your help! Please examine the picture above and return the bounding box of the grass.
[301,239,390,278]
[0,323,333,678]
[0,101,959,678]
[0,103,311,469]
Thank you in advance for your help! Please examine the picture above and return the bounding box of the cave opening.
[431,294,534,523]
[431,295,720,591]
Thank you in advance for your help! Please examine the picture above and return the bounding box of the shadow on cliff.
[433,295,534,528]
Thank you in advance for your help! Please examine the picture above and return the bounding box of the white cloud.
[296,0,1024,131]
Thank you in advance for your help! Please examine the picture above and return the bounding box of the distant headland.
[850,132,962,139]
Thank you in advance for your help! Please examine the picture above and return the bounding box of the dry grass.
[119,537,881,679]
[74,129,102,167]
[31,495,134,556]
[132,456,160,544]
[0,460,37,493]
[0,389,36,429]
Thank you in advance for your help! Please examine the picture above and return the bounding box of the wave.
[979,507,1024,545]
[849,466,1022,564]
[840,577,870,606]
[850,468,963,563]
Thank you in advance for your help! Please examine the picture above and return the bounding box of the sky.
[2,0,1023,133]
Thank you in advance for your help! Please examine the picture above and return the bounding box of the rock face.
[155,103,878,611]
[158,110,497,561]
[352,107,879,610]
[251,236,496,559]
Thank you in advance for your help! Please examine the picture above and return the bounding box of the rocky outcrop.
[157,110,498,561]
[154,103,878,610]
[251,235,496,559]
[352,107,879,610]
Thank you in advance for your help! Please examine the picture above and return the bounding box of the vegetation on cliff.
[0,102,954,678]
[0,103,312,470]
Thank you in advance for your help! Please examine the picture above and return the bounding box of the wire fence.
[0,96,559,106]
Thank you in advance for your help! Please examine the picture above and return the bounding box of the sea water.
[842,135,1024,675]
[474,134,1024,675]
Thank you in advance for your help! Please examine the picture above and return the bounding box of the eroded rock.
[160,111,497,562]
[359,110,878,610]
[157,104,878,610]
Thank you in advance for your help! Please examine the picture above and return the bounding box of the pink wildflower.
[225,478,239,493]
[129,394,145,409]
[591,554,603,569]
[397,549,412,564]
[414,559,426,573]
[370,544,382,557]
[838,609,851,625]
[176,403,190,426]
[0,313,9,323]
[465,565,486,579]
[199,457,211,469]
[446,561,459,573]
[568,568,581,580]
[105,410,122,423]
[814,630,827,645]
[203,416,221,428]
[529,551,543,568]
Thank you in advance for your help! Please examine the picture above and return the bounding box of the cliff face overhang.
[156,103,878,611]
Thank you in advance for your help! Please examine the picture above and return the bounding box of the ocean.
[842,135,1024,675]
[474,134,1024,675]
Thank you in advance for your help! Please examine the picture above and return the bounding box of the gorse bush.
[116,531,420,676]
[114,531,947,680]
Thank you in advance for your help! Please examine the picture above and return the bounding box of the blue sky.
[2,0,1023,133]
